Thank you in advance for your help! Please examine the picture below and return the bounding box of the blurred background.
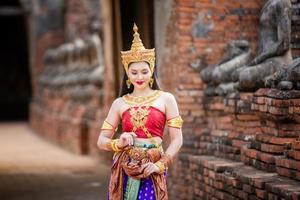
[1,0,300,199]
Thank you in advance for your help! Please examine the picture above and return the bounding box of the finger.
[127,135,132,145]
[121,137,127,146]
[126,137,130,146]
[145,164,153,174]
[144,167,153,177]
[141,163,150,170]
[129,132,137,137]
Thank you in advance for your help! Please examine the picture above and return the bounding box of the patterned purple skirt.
[123,173,156,200]
[108,170,167,199]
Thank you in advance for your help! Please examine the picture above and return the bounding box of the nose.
[138,74,143,79]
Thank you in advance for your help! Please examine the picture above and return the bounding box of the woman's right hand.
[117,132,137,148]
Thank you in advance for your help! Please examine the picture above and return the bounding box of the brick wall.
[158,0,300,199]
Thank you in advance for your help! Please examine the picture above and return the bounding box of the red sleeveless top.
[121,106,166,139]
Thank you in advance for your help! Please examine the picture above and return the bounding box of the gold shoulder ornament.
[167,116,183,129]
[101,120,118,132]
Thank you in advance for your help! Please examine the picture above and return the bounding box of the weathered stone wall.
[29,0,108,158]
[156,0,300,199]
[30,34,105,155]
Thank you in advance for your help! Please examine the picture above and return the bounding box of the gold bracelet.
[107,139,122,152]
[112,139,122,152]
[154,161,165,174]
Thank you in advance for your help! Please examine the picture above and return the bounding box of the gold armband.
[101,120,118,132]
[167,116,183,129]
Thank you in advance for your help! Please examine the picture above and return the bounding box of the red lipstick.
[136,80,144,85]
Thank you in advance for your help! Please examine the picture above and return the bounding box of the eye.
[131,72,137,75]
[142,70,149,74]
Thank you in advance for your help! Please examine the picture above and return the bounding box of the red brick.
[287,150,300,160]
[292,140,300,150]
[255,188,267,199]
[255,134,297,145]
[260,143,284,154]
[268,106,289,115]
[265,98,291,107]
[276,158,300,171]
[236,114,259,121]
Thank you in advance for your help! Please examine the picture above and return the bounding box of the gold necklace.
[122,90,162,106]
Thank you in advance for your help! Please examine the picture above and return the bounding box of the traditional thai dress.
[106,90,183,200]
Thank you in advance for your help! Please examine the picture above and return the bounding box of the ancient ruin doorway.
[0,0,31,121]
[111,0,155,96]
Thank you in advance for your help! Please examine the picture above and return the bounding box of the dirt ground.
[0,122,110,200]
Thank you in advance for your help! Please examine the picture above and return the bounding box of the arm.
[97,98,121,151]
[142,92,183,177]
[97,98,136,151]
[164,92,183,158]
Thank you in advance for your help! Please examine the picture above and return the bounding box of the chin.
[134,84,147,90]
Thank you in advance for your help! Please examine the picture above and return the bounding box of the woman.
[97,23,183,200]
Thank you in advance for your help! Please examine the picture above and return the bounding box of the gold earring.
[149,78,154,88]
[126,79,132,88]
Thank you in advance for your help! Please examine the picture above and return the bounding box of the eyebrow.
[130,68,149,72]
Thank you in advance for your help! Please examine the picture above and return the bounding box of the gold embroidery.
[129,106,150,131]
[167,116,183,129]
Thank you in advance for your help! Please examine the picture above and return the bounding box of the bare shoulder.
[160,91,179,117]
[112,97,123,106]
[161,91,177,102]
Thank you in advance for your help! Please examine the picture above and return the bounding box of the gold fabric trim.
[167,116,183,129]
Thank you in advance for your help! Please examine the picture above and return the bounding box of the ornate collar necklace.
[122,90,162,106]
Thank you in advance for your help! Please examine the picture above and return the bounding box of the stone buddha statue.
[235,0,293,92]
[200,40,251,96]
[265,58,300,90]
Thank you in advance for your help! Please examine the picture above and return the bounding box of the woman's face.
[128,61,152,90]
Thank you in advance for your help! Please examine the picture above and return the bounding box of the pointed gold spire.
[131,23,145,51]
[120,23,155,75]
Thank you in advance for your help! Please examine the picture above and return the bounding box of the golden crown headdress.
[121,23,155,75]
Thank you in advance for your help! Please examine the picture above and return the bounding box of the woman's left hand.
[141,162,160,177]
